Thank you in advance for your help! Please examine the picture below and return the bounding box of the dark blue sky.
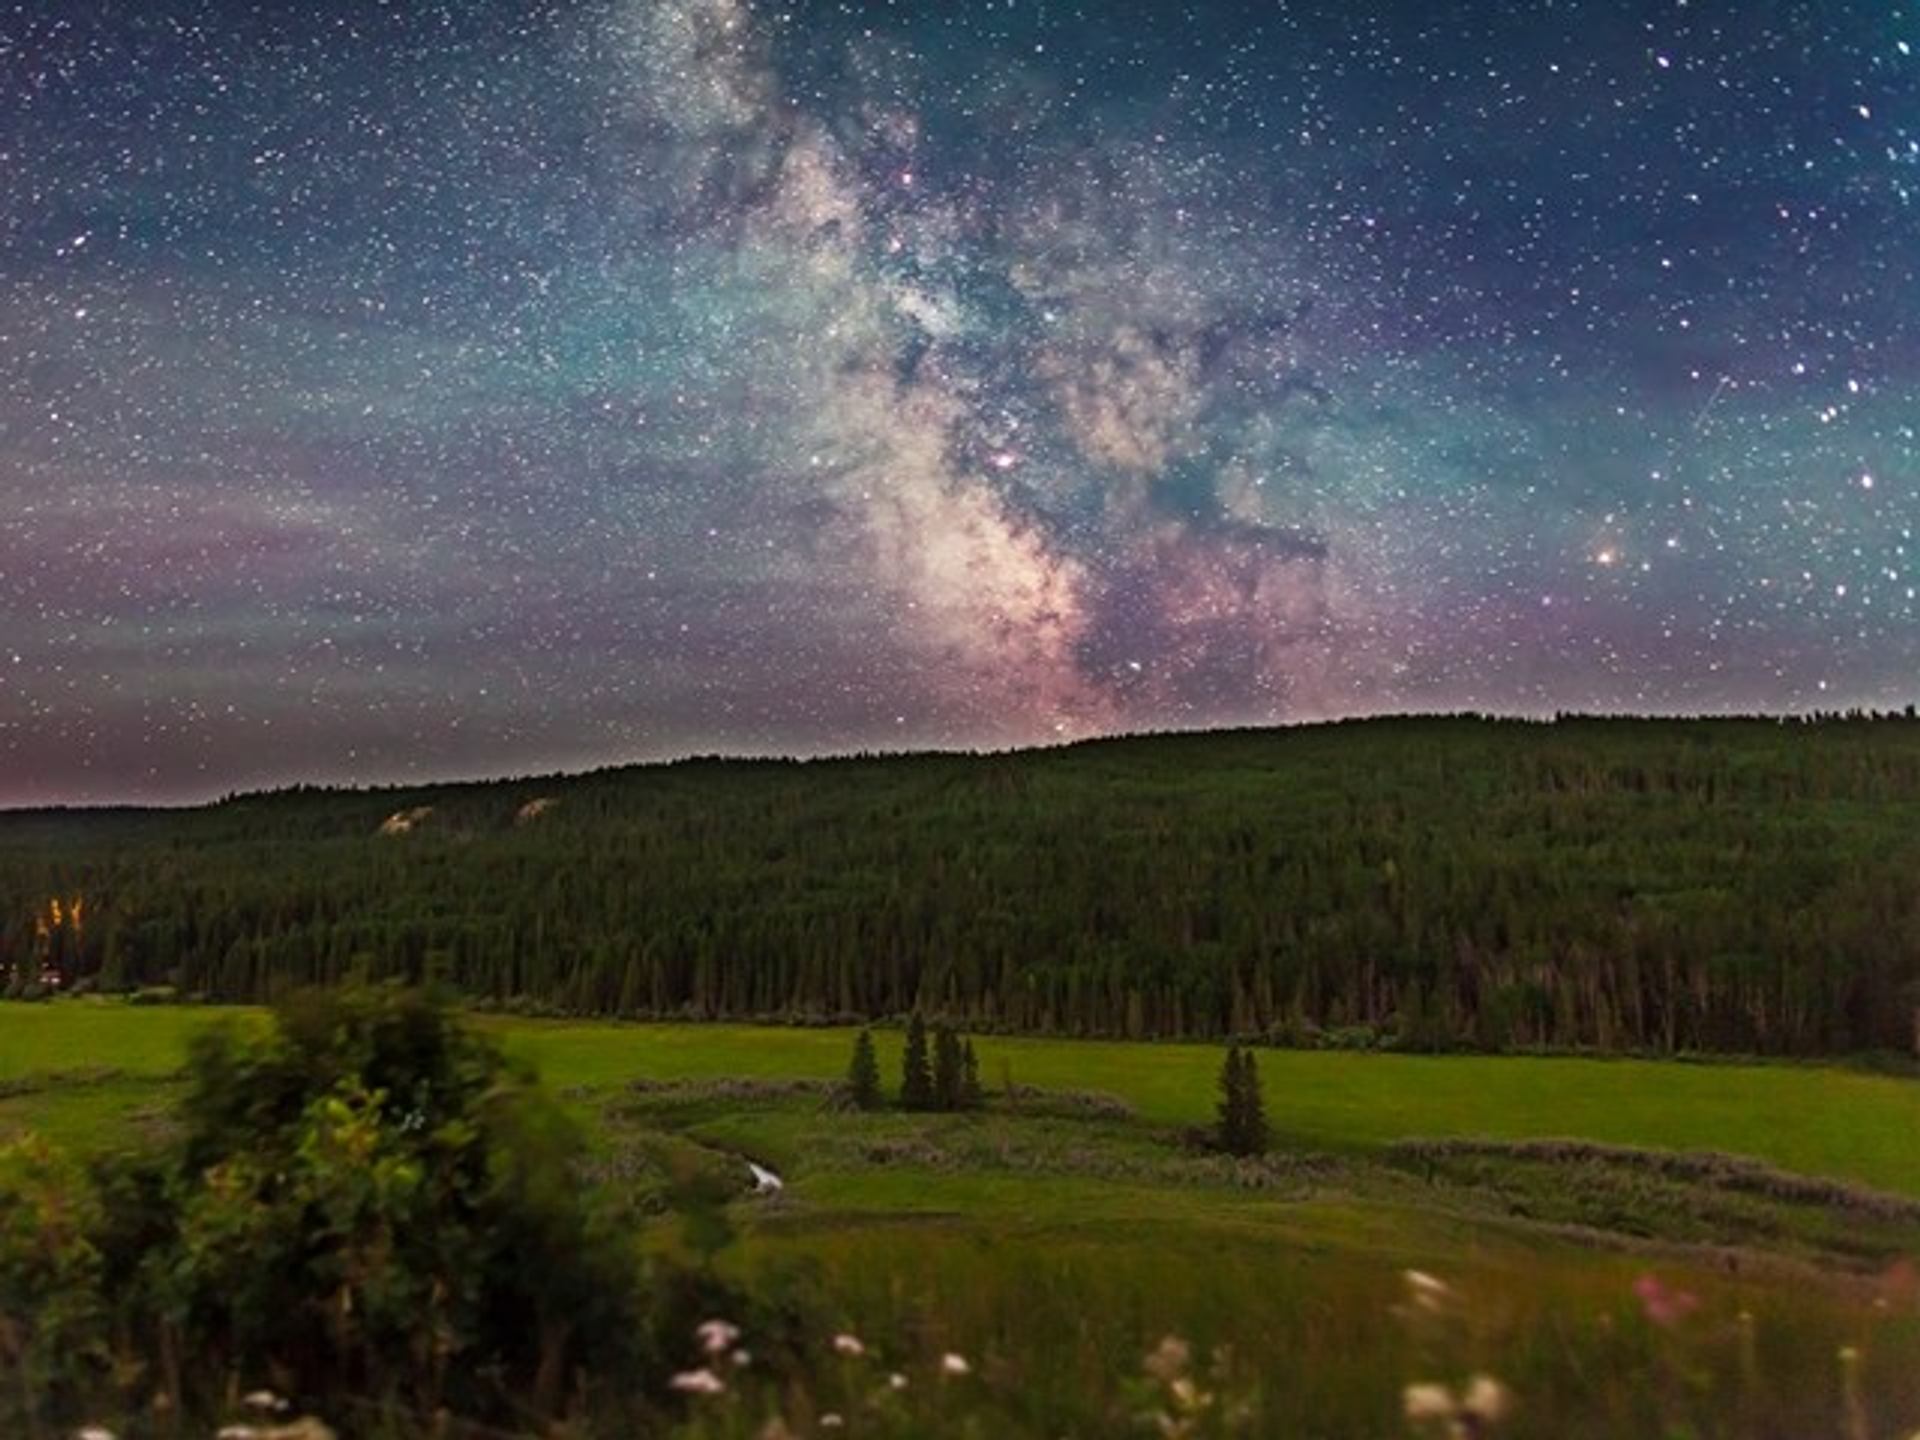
[2,0,1916,802]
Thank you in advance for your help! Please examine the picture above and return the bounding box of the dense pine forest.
[5,715,1920,1057]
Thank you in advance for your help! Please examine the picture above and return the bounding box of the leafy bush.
[0,987,671,1434]
[0,1138,110,1413]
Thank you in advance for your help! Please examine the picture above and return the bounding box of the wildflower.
[940,1351,972,1377]
[670,1367,727,1395]
[697,1318,742,1355]
[1840,1346,1868,1440]
[1461,1375,1512,1425]
[216,1429,259,1440]
[1143,1335,1191,1383]
[242,1390,288,1414]
[820,1414,845,1429]
[73,1428,118,1440]
[1403,1375,1512,1435]
[1403,1269,1454,1312]
[888,1371,909,1391]
[1403,1384,1455,1422]
[1878,1256,1918,1308]
[1632,1272,1699,1328]
[832,1332,865,1357]
[731,1347,753,1368]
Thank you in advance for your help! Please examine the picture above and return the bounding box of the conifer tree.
[1217,1045,1268,1155]
[933,1023,964,1111]
[960,1038,983,1109]
[1217,1045,1244,1153]
[1236,1047,1268,1154]
[901,1012,934,1110]
[847,1026,882,1110]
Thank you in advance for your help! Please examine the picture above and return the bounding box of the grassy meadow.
[9,1003,1920,1191]
[5,999,1920,1437]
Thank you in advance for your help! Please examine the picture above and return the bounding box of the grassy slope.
[6,1002,1919,1196]
[5,1001,1919,1436]
[608,1082,1920,1438]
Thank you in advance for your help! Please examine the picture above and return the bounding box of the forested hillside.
[6,715,1920,1057]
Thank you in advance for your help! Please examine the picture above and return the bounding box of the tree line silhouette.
[5,715,1920,1057]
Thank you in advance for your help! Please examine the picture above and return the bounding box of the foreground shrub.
[2,987,660,1433]
[0,1137,110,1415]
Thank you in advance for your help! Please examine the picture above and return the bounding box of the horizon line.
[5,703,1917,817]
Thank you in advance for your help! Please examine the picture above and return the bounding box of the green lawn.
[6,1001,1920,1197]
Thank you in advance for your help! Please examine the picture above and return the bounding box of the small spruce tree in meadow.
[847,1026,882,1110]
[901,1012,935,1110]
[1217,1044,1267,1155]
[960,1038,983,1108]
[1217,1045,1243,1152]
[933,1023,964,1110]
[1236,1047,1268,1154]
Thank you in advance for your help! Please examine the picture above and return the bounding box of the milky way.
[2,0,1917,803]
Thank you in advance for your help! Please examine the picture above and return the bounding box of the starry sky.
[2,0,1917,804]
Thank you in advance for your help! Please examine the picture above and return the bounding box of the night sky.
[3,0,1917,804]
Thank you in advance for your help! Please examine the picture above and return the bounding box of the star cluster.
[2,0,1916,802]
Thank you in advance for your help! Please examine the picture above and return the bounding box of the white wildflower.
[832,1332,865,1357]
[1403,1269,1454,1311]
[1143,1334,1191,1382]
[1462,1374,1512,1424]
[820,1414,845,1429]
[670,1367,727,1395]
[697,1318,742,1355]
[940,1351,971,1376]
[73,1428,118,1440]
[1405,1375,1513,1433]
[1403,1383,1455,1422]
[888,1371,909,1391]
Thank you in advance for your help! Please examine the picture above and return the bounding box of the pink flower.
[696,1318,741,1355]
[1632,1272,1699,1328]
[832,1332,865,1357]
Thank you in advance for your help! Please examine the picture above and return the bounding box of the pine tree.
[1217,1045,1267,1156]
[933,1023,963,1111]
[1217,1045,1245,1153]
[901,1013,934,1110]
[847,1026,882,1110]
[960,1038,983,1109]
[1236,1047,1268,1154]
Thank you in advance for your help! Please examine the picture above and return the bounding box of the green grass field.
[6,1000,1919,1437]
[9,1002,1918,1194]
